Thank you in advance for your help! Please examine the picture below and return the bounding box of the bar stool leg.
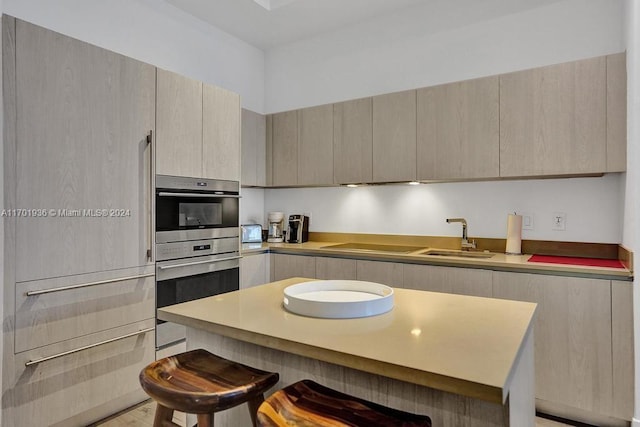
[196,413,215,427]
[247,394,266,427]
[153,404,178,427]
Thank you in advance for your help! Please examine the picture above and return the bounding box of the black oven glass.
[156,193,238,231]
[156,268,239,317]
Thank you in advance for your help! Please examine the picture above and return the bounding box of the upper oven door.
[155,175,239,233]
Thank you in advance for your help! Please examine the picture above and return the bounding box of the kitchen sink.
[321,242,425,254]
[416,249,495,259]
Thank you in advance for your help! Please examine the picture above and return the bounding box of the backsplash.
[242,174,624,244]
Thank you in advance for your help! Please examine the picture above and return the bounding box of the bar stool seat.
[139,349,279,427]
[257,379,432,426]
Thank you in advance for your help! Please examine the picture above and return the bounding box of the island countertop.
[158,277,537,404]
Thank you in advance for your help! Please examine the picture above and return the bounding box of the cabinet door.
[156,68,203,177]
[203,83,241,181]
[315,257,357,280]
[15,20,155,282]
[606,53,627,172]
[271,111,298,186]
[417,77,499,180]
[500,57,606,177]
[493,272,612,415]
[372,90,416,182]
[271,254,315,281]
[356,260,402,287]
[241,109,266,187]
[403,264,492,297]
[240,253,270,289]
[15,268,154,353]
[298,104,334,185]
[333,98,373,184]
[612,280,634,419]
[10,320,154,427]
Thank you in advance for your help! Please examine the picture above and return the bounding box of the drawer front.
[16,267,154,353]
[10,320,154,427]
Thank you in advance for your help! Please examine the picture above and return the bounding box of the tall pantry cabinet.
[2,16,155,426]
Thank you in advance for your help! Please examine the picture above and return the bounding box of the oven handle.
[158,256,241,270]
[25,327,154,367]
[157,192,241,198]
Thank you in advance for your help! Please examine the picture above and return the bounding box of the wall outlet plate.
[521,212,534,230]
[552,212,566,231]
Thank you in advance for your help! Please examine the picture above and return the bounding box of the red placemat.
[527,254,625,269]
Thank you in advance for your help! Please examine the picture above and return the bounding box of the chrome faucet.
[446,218,476,250]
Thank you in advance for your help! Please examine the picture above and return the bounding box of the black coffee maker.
[287,214,309,243]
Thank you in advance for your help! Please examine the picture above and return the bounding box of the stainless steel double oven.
[155,175,240,349]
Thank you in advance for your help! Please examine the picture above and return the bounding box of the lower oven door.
[155,253,240,349]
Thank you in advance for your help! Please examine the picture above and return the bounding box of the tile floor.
[93,399,577,427]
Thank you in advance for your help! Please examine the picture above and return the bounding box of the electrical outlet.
[521,213,534,230]
[552,212,566,231]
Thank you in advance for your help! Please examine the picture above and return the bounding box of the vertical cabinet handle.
[146,130,153,262]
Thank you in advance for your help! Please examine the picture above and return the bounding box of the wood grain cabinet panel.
[241,109,267,187]
[203,83,241,181]
[156,68,203,177]
[14,19,155,282]
[271,254,315,281]
[9,320,154,427]
[403,264,492,297]
[240,253,270,289]
[499,56,607,177]
[606,52,627,172]
[356,260,403,287]
[298,104,334,185]
[611,280,634,419]
[333,98,373,184]
[271,111,298,186]
[315,257,357,280]
[493,272,613,415]
[417,76,499,180]
[15,268,154,353]
[372,90,417,182]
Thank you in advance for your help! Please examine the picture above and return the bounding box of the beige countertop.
[242,241,633,279]
[158,277,537,404]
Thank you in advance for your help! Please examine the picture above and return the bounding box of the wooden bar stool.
[256,379,432,426]
[139,349,279,427]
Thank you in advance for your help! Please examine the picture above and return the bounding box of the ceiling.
[162,0,566,50]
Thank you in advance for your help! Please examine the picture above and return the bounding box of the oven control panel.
[156,237,239,261]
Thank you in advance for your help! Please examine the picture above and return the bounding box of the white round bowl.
[283,280,394,319]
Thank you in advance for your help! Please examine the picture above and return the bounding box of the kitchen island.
[158,277,537,426]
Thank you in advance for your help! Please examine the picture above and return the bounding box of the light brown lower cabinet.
[240,253,270,289]
[403,263,492,297]
[355,260,403,287]
[9,319,155,427]
[492,272,614,417]
[612,280,634,420]
[271,253,316,281]
[315,257,356,280]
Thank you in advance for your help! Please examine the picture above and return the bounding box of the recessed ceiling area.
[162,0,568,50]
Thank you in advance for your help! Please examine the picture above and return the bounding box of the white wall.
[240,188,266,226]
[625,0,640,423]
[265,175,622,242]
[265,0,623,112]
[3,0,266,112]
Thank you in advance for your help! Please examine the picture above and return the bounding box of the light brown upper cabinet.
[298,104,334,185]
[203,83,241,181]
[271,110,299,186]
[13,18,155,282]
[334,98,373,184]
[372,90,417,182]
[607,52,627,172]
[417,77,499,180]
[156,68,203,178]
[241,109,267,186]
[157,71,241,181]
[499,56,607,177]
